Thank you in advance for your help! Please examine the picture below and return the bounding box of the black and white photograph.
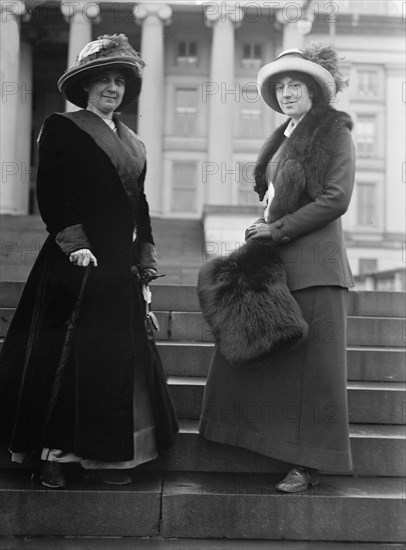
[0,0,405,548]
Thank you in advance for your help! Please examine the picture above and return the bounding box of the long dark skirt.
[199,286,353,473]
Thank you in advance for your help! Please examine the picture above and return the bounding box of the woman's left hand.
[140,268,160,284]
[246,222,273,240]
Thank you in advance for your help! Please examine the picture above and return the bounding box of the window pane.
[356,115,376,156]
[254,44,262,58]
[359,258,377,275]
[239,88,262,137]
[357,182,376,226]
[175,89,197,135]
[358,70,378,97]
[171,162,197,212]
[241,43,262,69]
[177,40,198,65]
[243,44,251,58]
[178,41,186,57]
[237,162,258,206]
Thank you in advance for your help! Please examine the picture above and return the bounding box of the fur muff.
[198,239,309,365]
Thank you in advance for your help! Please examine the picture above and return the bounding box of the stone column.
[205,5,242,205]
[277,1,313,50]
[384,65,404,235]
[0,1,26,214]
[15,40,33,214]
[134,3,172,216]
[61,0,100,111]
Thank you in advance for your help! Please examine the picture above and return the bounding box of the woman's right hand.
[69,249,98,267]
[245,217,266,241]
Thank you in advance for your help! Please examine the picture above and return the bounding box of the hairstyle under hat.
[258,42,348,113]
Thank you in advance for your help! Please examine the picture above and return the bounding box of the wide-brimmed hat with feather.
[258,42,348,113]
[58,34,144,110]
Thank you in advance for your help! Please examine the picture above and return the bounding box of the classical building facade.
[1,0,404,282]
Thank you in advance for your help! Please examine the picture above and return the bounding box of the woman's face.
[85,70,126,115]
[275,75,312,122]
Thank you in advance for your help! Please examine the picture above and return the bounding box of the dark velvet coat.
[0,110,169,462]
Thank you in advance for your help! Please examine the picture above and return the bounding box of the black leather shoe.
[40,460,66,488]
[97,470,132,485]
[276,466,319,493]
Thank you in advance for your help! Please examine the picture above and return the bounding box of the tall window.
[239,87,262,137]
[357,182,377,227]
[241,43,262,69]
[171,161,197,213]
[177,40,198,65]
[356,115,376,157]
[174,88,198,135]
[357,69,379,97]
[237,162,258,206]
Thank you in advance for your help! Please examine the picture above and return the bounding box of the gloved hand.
[69,248,98,267]
[140,268,165,284]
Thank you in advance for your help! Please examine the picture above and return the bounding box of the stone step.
[0,339,403,384]
[1,282,405,317]
[156,342,406,382]
[162,473,405,542]
[345,346,406,382]
[2,422,403,478]
[1,470,404,542]
[0,470,162,538]
[0,538,404,550]
[167,377,406,425]
[1,308,404,348]
[0,216,204,285]
[146,421,406,477]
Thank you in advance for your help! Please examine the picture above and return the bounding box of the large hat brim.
[257,57,336,113]
[57,57,142,110]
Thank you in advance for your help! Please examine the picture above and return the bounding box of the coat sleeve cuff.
[55,224,92,256]
[140,242,158,271]
[268,219,292,244]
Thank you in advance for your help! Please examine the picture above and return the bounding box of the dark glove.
[140,268,166,284]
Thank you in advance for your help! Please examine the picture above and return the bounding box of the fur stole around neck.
[254,105,353,222]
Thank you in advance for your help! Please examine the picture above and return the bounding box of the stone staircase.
[0,215,204,284]
[0,282,405,546]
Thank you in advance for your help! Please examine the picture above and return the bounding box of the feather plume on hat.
[301,41,349,92]
[77,34,145,72]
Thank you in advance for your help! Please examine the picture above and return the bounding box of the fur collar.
[254,105,353,222]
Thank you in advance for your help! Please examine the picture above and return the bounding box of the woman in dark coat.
[199,43,355,492]
[0,34,177,488]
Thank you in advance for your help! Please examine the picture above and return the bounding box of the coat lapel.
[59,111,146,222]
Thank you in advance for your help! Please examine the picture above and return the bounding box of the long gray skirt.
[199,286,353,473]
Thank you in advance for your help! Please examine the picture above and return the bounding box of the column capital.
[60,0,100,24]
[204,2,243,28]
[275,1,314,36]
[0,1,26,18]
[133,3,172,26]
